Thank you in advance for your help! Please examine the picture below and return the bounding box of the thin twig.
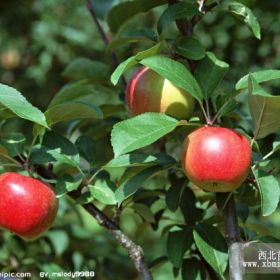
[69,189,153,280]
[85,0,127,87]
[167,0,197,72]
[167,0,192,36]
[199,101,211,124]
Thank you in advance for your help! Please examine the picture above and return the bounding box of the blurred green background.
[0,0,280,279]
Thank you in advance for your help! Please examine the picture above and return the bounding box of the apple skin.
[181,126,251,192]
[126,67,195,119]
[0,172,58,239]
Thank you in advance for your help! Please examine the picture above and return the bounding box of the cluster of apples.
[0,66,251,240]
[0,172,58,239]
[126,67,251,192]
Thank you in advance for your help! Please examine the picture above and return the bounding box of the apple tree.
[0,0,279,279]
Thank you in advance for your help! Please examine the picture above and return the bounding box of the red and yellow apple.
[126,67,195,119]
[181,126,251,192]
[0,172,58,239]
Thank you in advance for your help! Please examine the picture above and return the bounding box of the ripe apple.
[0,172,58,239]
[181,126,251,192]
[126,67,195,119]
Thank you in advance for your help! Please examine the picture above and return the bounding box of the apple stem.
[85,0,127,88]
[218,193,244,280]
[199,101,212,125]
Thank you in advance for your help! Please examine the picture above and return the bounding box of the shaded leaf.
[107,0,166,33]
[75,135,96,164]
[180,186,203,225]
[115,166,161,203]
[49,81,121,108]
[252,169,280,216]
[193,223,228,275]
[176,37,205,60]
[45,102,103,127]
[195,52,229,99]
[248,75,280,139]
[166,178,185,212]
[0,133,25,157]
[29,132,80,167]
[62,57,110,80]
[182,257,207,280]
[108,36,155,50]
[167,229,193,268]
[104,153,175,169]
[158,2,199,34]
[56,175,82,197]
[132,203,155,223]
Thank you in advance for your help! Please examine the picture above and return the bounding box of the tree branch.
[166,0,195,72]
[85,0,127,87]
[35,165,152,280]
[70,190,152,280]
[167,0,192,36]
[218,193,243,280]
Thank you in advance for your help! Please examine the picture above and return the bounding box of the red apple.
[181,126,251,192]
[0,172,58,239]
[126,67,195,119]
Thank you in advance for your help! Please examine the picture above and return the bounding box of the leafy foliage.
[0,1,280,279]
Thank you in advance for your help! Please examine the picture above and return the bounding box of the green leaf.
[195,52,229,99]
[40,263,65,274]
[140,55,202,100]
[165,179,185,212]
[0,83,48,128]
[89,179,117,205]
[252,169,280,216]
[115,166,161,203]
[176,37,205,61]
[75,135,96,164]
[0,132,25,157]
[29,132,80,167]
[62,57,109,80]
[248,75,280,139]
[182,257,207,280]
[167,229,193,268]
[180,186,203,225]
[235,69,280,90]
[104,153,175,169]
[107,0,166,33]
[49,81,121,108]
[132,203,155,223]
[46,230,69,256]
[193,223,228,275]
[111,43,161,85]
[108,36,155,51]
[228,1,261,39]
[0,145,8,158]
[157,2,199,34]
[55,175,83,197]
[111,113,179,158]
[45,102,103,127]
